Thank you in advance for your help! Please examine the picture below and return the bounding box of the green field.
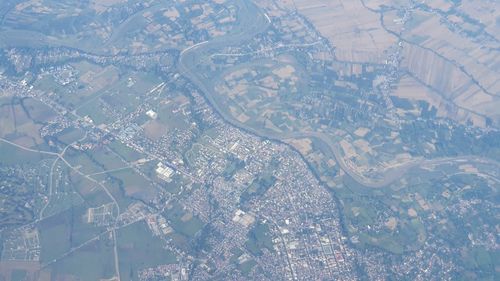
[245,222,274,256]
[0,142,54,165]
[50,236,115,281]
[101,168,159,206]
[38,205,108,263]
[163,201,204,238]
[108,140,144,163]
[55,127,86,145]
[117,221,177,281]
[87,147,127,171]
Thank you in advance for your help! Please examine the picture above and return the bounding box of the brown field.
[291,0,396,63]
[79,65,119,95]
[143,120,167,141]
[401,44,500,126]
[403,10,500,95]
[460,0,500,42]
[392,75,486,126]
[273,0,500,126]
[391,0,500,123]
[287,138,313,154]
[90,0,126,14]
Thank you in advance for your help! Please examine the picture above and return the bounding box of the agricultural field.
[0,0,498,280]
[289,0,397,63]
[117,221,177,281]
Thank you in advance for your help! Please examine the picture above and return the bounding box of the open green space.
[108,140,144,163]
[117,221,177,281]
[163,201,204,238]
[38,204,108,263]
[0,142,53,165]
[238,259,257,276]
[64,148,105,174]
[50,236,115,281]
[245,222,274,256]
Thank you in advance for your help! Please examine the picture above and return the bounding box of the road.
[0,136,122,278]
[177,0,500,189]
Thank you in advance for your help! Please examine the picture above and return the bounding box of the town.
[0,0,498,280]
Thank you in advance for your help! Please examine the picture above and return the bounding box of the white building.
[146,109,158,119]
[156,162,174,182]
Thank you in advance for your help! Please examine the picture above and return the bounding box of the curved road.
[178,0,500,189]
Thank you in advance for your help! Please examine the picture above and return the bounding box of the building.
[146,109,158,119]
[156,162,174,182]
